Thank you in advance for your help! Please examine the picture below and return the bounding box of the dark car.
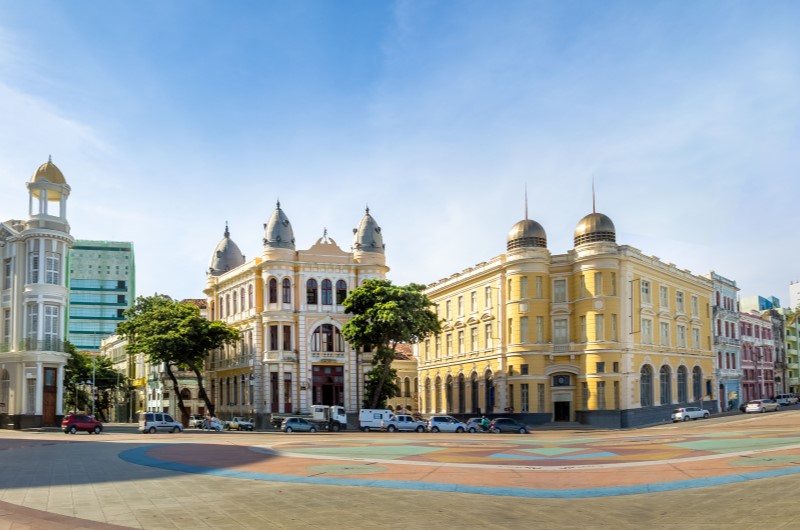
[490,417,529,434]
[62,414,103,434]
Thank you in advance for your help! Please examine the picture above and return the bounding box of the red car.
[62,414,103,434]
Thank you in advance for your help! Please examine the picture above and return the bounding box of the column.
[278,368,285,414]
[56,364,64,415]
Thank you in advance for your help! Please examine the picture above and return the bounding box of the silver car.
[671,407,710,422]
[427,415,467,433]
[281,417,318,433]
[745,399,780,413]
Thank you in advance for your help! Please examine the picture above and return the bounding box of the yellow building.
[387,344,419,415]
[203,204,388,426]
[419,207,715,428]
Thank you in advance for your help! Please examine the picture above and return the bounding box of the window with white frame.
[611,314,618,341]
[446,301,452,320]
[641,318,653,344]
[470,327,477,351]
[535,276,542,298]
[692,327,700,349]
[691,296,699,317]
[521,384,529,413]
[484,323,492,349]
[594,272,602,297]
[3,258,11,290]
[660,322,670,346]
[26,304,38,339]
[457,296,464,316]
[435,336,441,358]
[458,330,465,353]
[3,309,10,344]
[677,325,687,348]
[595,314,604,341]
[610,272,617,295]
[641,280,651,304]
[579,315,587,342]
[484,286,492,308]
[536,316,544,343]
[520,276,528,298]
[28,250,39,284]
[597,381,606,410]
[659,285,668,308]
[676,291,685,313]
[553,279,567,302]
[44,305,59,343]
[580,275,587,297]
[553,318,568,345]
[470,291,477,313]
[520,316,528,343]
[446,333,452,356]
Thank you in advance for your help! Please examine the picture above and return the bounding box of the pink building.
[739,311,775,402]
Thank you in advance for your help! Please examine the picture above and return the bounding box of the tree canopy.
[342,279,440,408]
[117,295,240,418]
[63,342,127,420]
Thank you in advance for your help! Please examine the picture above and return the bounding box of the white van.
[775,394,798,406]
[358,409,394,432]
[138,412,183,434]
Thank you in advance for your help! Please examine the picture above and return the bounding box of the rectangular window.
[28,251,39,284]
[676,291,685,313]
[536,316,544,343]
[614,381,620,409]
[610,272,617,295]
[446,301,452,320]
[446,333,452,356]
[581,382,590,409]
[485,286,492,308]
[508,318,513,343]
[596,362,605,373]
[595,314,604,341]
[458,330,465,353]
[470,327,478,351]
[26,304,38,339]
[521,384,529,413]
[485,323,493,349]
[520,276,528,299]
[269,325,278,351]
[520,316,528,343]
[580,315,587,342]
[520,364,529,375]
[2,258,11,290]
[3,309,10,344]
[458,296,464,316]
[470,291,477,313]
[535,276,543,298]
[677,325,687,348]
[509,384,514,411]
[282,325,292,351]
[691,296,699,317]
[613,361,619,373]
[44,305,59,343]
[660,322,670,346]
[538,384,545,413]
[641,280,651,304]
[435,336,441,357]
[597,381,606,410]
[580,275,587,298]
[553,279,567,302]
[692,328,700,349]
[659,286,669,308]
[641,318,653,344]
[45,252,60,285]
[611,314,618,341]
[553,319,568,345]
[594,272,602,297]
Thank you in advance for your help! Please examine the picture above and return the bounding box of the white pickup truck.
[381,414,426,433]
[225,417,255,431]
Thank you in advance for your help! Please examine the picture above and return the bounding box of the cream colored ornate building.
[1,159,73,428]
[419,205,716,428]
[203,204,388,425]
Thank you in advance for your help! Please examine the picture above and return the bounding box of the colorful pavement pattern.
[121,416,800,499]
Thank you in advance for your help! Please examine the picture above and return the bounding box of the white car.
[138,412,184,433]
[381,414,426,432]
[427,415,467,433]
[745,399,780,413]
[671,407,710,422]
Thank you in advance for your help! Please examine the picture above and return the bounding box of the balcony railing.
[16,338,70,353]
[713,336,741,346]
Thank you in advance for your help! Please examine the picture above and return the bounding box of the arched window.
[282,278,291,303]
[219,296,224,318]
[240,288,245,311]
[225,294,231,317]
[248,284,254,308]
[434,376,442,412]
[692,366,703,401]
[640,365,653,407]
[424,378,431,412]
[321,279,333,305]
[336,280,348,305]
[307,279,318,305]
[485,371,494,413]
[180,388,191,400]
[233,377,238,405]
[233,293,238,314]
[311,324,344,352]
[677,366,688,402]
[458,374,466,414]
[404,377,411,398]
[269,278,278,303]
[659,365,672,405]
[445,375,453,412]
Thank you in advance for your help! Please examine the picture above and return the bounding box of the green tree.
[64,343,126,421]
[342,279,440,409]
[117,294,239,420]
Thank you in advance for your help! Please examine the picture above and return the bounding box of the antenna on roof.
[592,175,596,213]
[524,184,528,220]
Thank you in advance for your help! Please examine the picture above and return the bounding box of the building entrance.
[43,368,57,426]
[312,365,343,406]
[554,401,571,422]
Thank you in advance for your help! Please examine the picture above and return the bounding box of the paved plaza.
[1,412,800,529]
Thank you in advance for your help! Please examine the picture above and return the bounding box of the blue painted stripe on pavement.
[118,445,800,499]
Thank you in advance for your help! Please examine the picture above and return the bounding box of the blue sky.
[1,1,798,305]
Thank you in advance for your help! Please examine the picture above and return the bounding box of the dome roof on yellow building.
[209,224,246,276]
[507,219,547,250]
[263,201,296,250]
[574,212,616,246]
[353,207,385,254]
[31,157,67,185]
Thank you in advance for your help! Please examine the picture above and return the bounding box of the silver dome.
[263,201,296,250]
[574,212,616,246]
[507,219,547,250]
[352,207,384,254]
[209,224,245,276]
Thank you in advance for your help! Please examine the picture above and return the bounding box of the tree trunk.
[369,345,394,409]
[165,363,190,423]
[192,364,214,417]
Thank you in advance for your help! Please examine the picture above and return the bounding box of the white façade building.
[704,271,742,412]
[203,203,388,426]
[0,159,74,429]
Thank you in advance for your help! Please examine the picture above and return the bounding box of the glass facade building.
[67,241,135,352]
